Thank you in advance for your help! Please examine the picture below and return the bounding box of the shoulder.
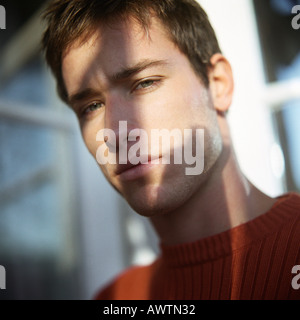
[275,192,300,207]
[270,192,300,236]
[270,192,300,220]
[268,192,300,254]
[93,260,159,300]
[276,192,300,223]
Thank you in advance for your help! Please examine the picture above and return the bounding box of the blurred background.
[0,0,299,299]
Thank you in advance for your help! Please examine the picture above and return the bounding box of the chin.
[122,178,197,218]
[127,197,180,218]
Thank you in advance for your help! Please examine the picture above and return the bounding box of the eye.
[83,102,104,115]
[133,78,162,93]
[135,79,155,90]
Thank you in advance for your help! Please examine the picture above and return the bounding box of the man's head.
[42,0,234,216]
[42,0,221,104]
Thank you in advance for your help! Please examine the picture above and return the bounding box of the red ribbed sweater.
[95,193,300,300]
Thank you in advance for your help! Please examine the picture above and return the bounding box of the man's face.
[62,17,223,216]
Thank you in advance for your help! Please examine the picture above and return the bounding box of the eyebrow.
[111,59,168,82]
[69,88,102,108]
[68,59,169,107]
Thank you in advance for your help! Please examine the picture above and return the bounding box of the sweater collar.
[159,193,300,267]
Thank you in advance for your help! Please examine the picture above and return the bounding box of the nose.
[103,93,134,150]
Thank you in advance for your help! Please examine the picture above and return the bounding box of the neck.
[150,142,276,246]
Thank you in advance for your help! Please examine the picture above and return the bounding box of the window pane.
[254,0,300,192]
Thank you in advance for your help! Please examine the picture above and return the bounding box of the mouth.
[115,155,161,181]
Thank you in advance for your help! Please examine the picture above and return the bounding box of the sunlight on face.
[62,17,223,216]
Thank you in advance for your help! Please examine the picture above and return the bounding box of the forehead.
[61,17,179,91]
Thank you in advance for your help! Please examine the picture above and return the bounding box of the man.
[42,0,300,299]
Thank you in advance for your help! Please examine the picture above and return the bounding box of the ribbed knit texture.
[95,193,300,300]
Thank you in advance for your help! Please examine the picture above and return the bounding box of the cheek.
[139,83,206,130]
[171,76,210,118]
[81,124,114,185]
[80,111,107,155]
[81,123,99,157]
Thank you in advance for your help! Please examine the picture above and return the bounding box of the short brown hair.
[42,0,221,104]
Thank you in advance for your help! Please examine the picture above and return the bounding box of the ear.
[208,53,234,113]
